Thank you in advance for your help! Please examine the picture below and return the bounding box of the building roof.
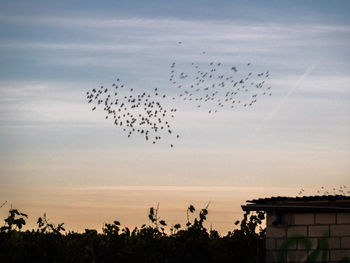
[241,195,350,213]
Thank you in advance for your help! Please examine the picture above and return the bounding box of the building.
[242,195,350,263]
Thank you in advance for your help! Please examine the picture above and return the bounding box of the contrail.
[253,63,316,134]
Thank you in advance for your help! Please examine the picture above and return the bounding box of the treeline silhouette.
[0,204,265,263]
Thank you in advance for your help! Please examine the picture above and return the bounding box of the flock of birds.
[298,186,350,196]
[168,60,271,113]
[86,44,273,147]
[86,79,179,147]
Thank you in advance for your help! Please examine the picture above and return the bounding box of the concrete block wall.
[266,212,350,263]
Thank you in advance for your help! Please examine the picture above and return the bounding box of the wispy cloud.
[1,15,349,51]
[254,64,316,133]
[1,14,350,32]
[63,185,296,192]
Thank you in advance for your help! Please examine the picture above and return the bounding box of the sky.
[0,0,349,233]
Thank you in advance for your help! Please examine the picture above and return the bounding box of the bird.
[86,57,272,148]
[86,77,180,147]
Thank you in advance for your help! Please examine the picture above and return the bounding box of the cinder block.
[288,226,307,237]
[305,238,318,250]
[267,213,294,226]
[308,249,329,262]
[302,237,339,249]
[267,226,287,238]
[276,238,297,250]
[282,213,294,225]
[267,213,274,226]
[308,225,330,237]
[266,250,279,263]
[294,213,314,225]
[266,238,276,249]
[315,213,336,224]
[331,224,350,236]
[341,237,350,248]
[330,249,350,261]
[337,213,350,224]
[286,250,309,262]
[328,237,341,249]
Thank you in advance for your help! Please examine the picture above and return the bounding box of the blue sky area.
[0,1,349,232]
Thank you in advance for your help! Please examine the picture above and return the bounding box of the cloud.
[254,64,316,132]
[1,14,348,87]
[61,185,296,193]
[1,15,349,51]
[0,13,349,158]
[1,13,350,31]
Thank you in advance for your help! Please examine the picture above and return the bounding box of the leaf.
[188,205,195,213]
[257,212,265,220]
[20,213,28,218]
[12,209,20,215]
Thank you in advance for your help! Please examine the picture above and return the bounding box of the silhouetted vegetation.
[0,204,265,263]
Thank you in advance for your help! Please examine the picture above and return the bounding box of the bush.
[0,204,265,263]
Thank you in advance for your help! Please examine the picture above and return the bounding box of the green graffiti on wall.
[278,231,350,263]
